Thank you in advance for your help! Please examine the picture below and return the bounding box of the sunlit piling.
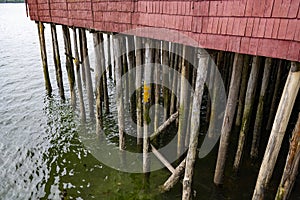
[252,62,300,200]
[37,21,52,94]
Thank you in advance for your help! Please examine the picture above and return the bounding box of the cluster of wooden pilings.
[37,21,300,200]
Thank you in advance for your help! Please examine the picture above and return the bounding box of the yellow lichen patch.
[143,84,150,103]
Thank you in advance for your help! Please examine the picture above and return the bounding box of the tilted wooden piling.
[233,56,261,172]
[276,114,300,200]
[182,48,209,200]
[252,62,300,200]
[37,21,52,94]
[214,53,244,185]
[50,23,64,100]
[62,25,76,108]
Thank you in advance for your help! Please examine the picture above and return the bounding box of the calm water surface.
[1,4,299,200]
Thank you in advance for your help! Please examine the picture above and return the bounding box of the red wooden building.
[26,0,300,62]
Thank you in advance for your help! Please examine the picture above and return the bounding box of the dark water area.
[0,4,299,200]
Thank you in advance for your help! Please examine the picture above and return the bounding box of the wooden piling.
[93,32,103,132]
[37,21,52,94]
[162,41,170,122]
[78,28,86,86]
[62,25,76,108]
[182,49,209,200]
[235,55,250,127]
[170,43,180,115]
[113,35,125,150]
[81,29,95,119]
[177,45,191,157]
[266,61,283,130]
[275,114,300,200]
[50,23,64,100]
[161,158,186,192]
[107,34,113,79]
[136,37,143,146]
[73,28,86,123]
[252,62,300,200]
[154,41,161,132]
[143,39,152,174]
[233,56,261,172]
[214,53,244,186]
[99,33,110,114]
[250,58,272,159]
[125,36,136,117]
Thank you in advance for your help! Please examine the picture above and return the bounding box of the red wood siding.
[26,0,300,62]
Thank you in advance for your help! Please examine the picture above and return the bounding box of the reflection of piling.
[37,22,52,94]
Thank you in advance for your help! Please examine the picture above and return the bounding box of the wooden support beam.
[150,111,179,141]
[37,22,52,94]
[161,158,186,192]
[252,62,300,200]
[182,49,209,200]
[151,144,175,173]
[214,53,244,185]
